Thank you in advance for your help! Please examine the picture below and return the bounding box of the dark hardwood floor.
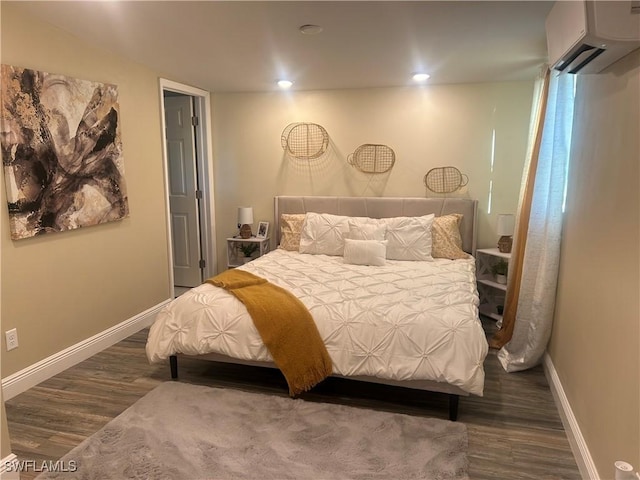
[5,318,581,479]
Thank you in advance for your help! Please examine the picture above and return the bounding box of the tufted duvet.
[146,249,488,396]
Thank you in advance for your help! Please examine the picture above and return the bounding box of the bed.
[146,196,489,420]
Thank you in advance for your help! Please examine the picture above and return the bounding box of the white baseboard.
[1,299,171,401]
[0,454,20,480]
[543,352,599,480]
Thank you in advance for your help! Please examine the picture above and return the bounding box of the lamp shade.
[237,207,254,226]
[496,214,515,236]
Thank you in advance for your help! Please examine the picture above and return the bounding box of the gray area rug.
[38,382,468,479]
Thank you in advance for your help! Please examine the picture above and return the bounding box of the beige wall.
[0,4,171,379]
[0,1,8,448]
[212,82,533,270]
[550,50,640,477]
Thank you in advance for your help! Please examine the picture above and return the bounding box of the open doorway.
[159,80,216,298]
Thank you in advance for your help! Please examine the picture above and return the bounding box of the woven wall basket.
[281,122,329,160]
[348,144,395,173]
[423,166,469,193]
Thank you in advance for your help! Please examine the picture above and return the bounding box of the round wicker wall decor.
[348,144,396,174]
[423,166,469,193]
[281,122,329,160]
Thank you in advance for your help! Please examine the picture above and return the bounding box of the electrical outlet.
[5,328,18,351]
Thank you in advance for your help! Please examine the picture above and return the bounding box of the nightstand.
[476,248,511,324]
[226,237,270,268]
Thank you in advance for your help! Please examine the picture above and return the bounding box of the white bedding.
[146,249,488,396]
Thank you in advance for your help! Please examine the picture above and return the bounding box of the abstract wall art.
[0,65,129,240]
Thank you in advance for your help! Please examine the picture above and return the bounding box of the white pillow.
[299,212,350,256]
[343,239,387,266]
[382,214,435,261]
[347,219,386,241]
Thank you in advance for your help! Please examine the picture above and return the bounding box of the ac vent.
[556,44,606,74]
[546,1,640,74]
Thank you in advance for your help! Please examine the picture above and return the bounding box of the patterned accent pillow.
[278,213,306,251]
[432,214,469,260]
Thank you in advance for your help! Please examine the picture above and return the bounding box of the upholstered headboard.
[274,196,478,254]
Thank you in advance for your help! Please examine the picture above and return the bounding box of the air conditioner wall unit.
[546,0,640,74]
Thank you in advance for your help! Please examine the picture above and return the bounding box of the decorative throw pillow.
[381,214,435,261]
[343,238,387,266]
[347,219,387,241]
[299,212,350,256]
[432,214,469,260]
[278,213,306,251]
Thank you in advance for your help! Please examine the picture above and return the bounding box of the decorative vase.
[497,235,512,253]
[239,224,252,239]
[496,274,507,285]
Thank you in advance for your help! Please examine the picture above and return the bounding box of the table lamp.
[237,207,254,239]
[497,214,515,253]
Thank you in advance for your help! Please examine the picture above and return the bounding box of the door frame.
[159,79,217,295]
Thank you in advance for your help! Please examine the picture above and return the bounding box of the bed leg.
[170,355,178,379]
[448,394,459,421]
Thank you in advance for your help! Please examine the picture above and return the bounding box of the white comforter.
[146,249,488,396]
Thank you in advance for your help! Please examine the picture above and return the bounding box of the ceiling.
[10,1,554,93]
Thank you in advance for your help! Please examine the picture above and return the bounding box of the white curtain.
[497,71,575,372]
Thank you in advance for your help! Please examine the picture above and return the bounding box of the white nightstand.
[226,237,270,268]
[476,248,511,323]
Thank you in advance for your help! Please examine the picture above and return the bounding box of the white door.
[165,95,202,287]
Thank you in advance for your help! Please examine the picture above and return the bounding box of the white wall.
[212,82,533,270]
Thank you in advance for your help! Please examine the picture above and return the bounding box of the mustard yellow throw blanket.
[206,269,332,396]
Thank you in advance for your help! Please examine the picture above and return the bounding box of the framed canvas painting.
[0,65,129,240]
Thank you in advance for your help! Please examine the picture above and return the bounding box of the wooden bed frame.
[169,195,479,421]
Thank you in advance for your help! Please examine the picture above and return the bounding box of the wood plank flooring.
[5,318,581,479]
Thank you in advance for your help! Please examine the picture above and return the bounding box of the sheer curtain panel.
[495,69,575,372]
[490,67,550,351]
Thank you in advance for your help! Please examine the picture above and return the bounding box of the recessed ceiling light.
[277,79,294,89]
[299,24,323,35]
[412,73,430,82]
